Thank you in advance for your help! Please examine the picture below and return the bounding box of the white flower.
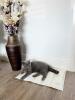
[0,0,26,34]
[12,16,19,23]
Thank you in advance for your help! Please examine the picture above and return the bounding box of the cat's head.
[22,60,31,68]
[22,60,32,73]
[21,60,31,74]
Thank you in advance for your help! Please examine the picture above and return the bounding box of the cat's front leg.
[21,68,26,74]
[21,72,31,80]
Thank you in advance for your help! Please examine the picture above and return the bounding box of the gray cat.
[21,60,59,81]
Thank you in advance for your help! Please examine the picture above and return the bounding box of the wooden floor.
[0,62,75,100]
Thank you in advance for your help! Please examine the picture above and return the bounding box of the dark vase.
[6,35,22,71]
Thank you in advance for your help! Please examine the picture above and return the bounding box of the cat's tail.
[48,66,59,74]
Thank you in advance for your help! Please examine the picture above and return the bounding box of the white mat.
[16,68,66,91]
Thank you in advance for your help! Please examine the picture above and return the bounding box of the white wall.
[22,0,75,71]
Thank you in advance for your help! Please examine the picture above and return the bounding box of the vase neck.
[7,35,20,46]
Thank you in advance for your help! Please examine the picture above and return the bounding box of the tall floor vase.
[6,35,22,71]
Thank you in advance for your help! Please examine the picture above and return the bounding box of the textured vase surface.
[6,35,22,71]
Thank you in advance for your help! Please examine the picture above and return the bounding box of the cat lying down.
[21,60,59,81]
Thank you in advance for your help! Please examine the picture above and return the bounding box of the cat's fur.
[21,60,59,81]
